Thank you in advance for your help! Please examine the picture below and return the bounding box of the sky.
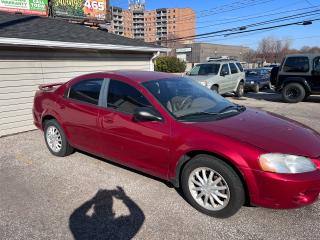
[110,0,320,50]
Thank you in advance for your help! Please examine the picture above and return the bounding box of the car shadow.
[243,90,283,102]
[76,150,174,188]
[69,187,145,240]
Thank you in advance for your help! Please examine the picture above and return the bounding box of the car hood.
[191,108,320,158]
[187,75,218,81]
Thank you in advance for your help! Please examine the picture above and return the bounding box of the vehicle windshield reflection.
[189,64,220,76]
[143,77,244,121]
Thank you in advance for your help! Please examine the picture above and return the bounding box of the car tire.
[181,154,245,218]
[211,85,219,94]
[253,83,259,93]
[303,93,310,101]
[281,83,305,103]
[235,82,244,97]
[44,119,74,157]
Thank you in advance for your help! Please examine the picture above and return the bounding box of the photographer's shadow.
[69,187,145,240]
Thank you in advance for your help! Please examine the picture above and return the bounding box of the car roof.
[285,53,319,58]
[200,61,238,64]
[72,70,181,84]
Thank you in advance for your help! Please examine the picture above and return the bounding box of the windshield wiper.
[218,105,246,113]
[177,105,245,120]
[177,111,219,119]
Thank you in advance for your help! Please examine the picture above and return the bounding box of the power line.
[147,4,319,36]
[115,0,275,26]
[203,34,320,50]
[125,2,319,39]
[184,18,320,42]
[304,0,315,7]
[159,10,320,42]
[196,0,302,24]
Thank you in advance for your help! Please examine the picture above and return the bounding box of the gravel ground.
[1,91,320,240]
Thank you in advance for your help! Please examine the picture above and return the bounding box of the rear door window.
[314,57,320,72]
[229,63,238,74]
[68,79,103,105]
[283,57,309,73]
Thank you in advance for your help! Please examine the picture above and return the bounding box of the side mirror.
[220,71,228,76]
[134,107,163,122]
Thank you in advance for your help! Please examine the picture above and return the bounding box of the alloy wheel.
[46,126,62,153]
[286,87,300,100]
[188,167,230,211]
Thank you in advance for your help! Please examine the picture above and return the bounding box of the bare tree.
[165,33,185,57]
[257,36,291,63]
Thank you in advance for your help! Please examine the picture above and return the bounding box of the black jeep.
[271,54,320,103]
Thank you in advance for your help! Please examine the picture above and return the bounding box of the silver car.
[187,61,245,97]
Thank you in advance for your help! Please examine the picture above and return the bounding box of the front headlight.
[250,81,255,84]
[200,80,208,87]
[259,153,316,173]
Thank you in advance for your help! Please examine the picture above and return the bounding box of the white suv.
[187,61,245,97]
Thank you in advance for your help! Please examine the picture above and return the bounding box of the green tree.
[155,56,186,73]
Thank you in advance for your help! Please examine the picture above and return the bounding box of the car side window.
[220,64,230,76]
[314,57,320,72]
[189,65,200,75]
[229,63,238,74]
[236,62,244,72]
[283,57,309,73]
[107,80,152,114]
[68,79,103,105]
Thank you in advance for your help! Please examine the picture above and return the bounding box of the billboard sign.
[0,0,48,16]
[53,0,110,21]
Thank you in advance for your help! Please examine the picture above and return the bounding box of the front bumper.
[242,167,320,209]
[244,81,257,90]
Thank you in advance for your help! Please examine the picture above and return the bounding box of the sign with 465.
[84,0,104,11]
[53,0,110,21]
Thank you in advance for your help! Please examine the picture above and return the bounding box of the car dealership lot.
[1,91,320,240]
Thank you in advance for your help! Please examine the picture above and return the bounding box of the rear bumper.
[32,108,42,130]
[242,167,320,209]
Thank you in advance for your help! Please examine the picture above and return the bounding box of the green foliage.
[53,4,85,18]
[155,56,186,73]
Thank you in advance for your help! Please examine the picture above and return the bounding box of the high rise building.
[110,2,195,44]
[110,6,124,36]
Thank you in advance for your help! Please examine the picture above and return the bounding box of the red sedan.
[33,71,320,218]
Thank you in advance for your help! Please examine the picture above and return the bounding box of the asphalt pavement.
[1,91,320,240]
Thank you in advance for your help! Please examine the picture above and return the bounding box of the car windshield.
[189,64,220,76]
[143,77,245,121]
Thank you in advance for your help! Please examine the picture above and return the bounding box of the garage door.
[0,58,151,137]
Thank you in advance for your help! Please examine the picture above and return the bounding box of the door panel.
[219,64,231,93]
[229,63,239,92]
[60,99,101,154]
[98,79,171,179]
[312,56,320,92]
[59,78,103,154]
[99,110,170,178]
